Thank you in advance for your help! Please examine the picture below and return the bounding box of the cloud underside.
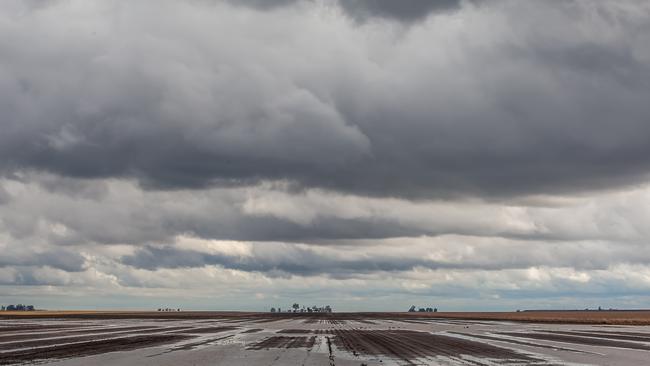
[2,0,650,309]
[2,0,650,199]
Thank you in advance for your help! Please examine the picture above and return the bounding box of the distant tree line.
[157,308,181,312]
[408,305,437,313]
[270,303,332,313]
[1,304,35,311]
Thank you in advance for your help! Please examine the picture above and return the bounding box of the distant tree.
[292,303,300,311]
[7,305,16,311]
[26,305,34,311]
[418,308,426,312]
[433,308,438,313]
[408,305,416,312]
[270,307,276,313]
[325,305,332,313]
[0,306,4,311]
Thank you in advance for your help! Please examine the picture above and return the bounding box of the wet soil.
[545,330,650,343]
[277,329,313,334]
[329,329,543,365]
[170,326,238,334]
[500,331,650,351]
[449,332,591,354]
[247,336,317,350]
[0,325,160,343]
[241,328,263,333]
[0,335,189,365]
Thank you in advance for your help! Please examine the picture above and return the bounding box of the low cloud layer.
[2,0,650,310]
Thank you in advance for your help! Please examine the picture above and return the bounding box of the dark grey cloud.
[225,0,463,22]
[120,239,650,278]
[338,0,463,22]
[0,249,86,272]
[225,0,302,10]
[1,0,649,200]
[120,245,459,277]
[0,186,10,205]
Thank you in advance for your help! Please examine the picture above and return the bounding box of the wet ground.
[1,314,650,365]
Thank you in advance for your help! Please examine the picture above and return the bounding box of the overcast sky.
[2,0,650,311]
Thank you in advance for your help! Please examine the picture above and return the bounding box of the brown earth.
[5,310,650,325]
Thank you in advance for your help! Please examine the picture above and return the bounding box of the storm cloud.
[2,0,650,311]
[339,0,463,22]
[1,0,649,199]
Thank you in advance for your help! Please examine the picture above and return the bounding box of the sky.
[2,0,650,312]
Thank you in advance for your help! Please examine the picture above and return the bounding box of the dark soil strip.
[0,326,194,351]
[327,320,346,325]
[278,329,313,334]
[500,332,650,351]
[169,326,238,334]
[0,325,86,333]
[582,330,650,337]
[397,319,430,325]
[0,325,160,343]
[166,335,234,352]
[241,328,263,333]
[252,318,284,323]
[354,320,376,324]
[545,330,650,343]
[330,330,543,365]
[449,332,592,354]
[247,336,316,350]
[0,335,189,365]
[314,330,335,335]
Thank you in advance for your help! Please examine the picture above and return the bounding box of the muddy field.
[1,312,650,365]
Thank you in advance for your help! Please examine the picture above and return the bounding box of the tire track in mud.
[326,336,335,366]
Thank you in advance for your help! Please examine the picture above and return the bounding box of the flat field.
[2,311,650,365]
